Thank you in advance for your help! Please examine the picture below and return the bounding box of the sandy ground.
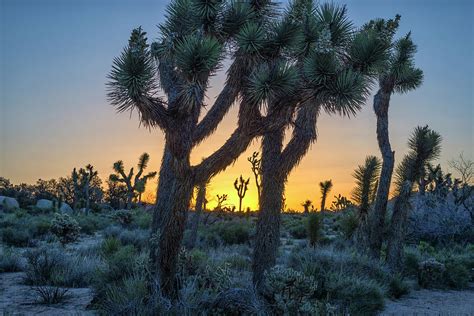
[381,284,474,316]
[0,272,95,315]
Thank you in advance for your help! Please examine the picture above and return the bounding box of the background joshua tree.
[188,181,208,249]
[386,126,442,270]
[366,17,424,259]
[319,180,333,212]
[234,175,250,213]
[351,156,381,246]
[301,199,313,214]
[253,0,391,287]
[109,153,157,209]
[79,164,98,215]
[108,0,305,296]
[330,194,352,211]
[215,194,228,211]
[248,151,262,204]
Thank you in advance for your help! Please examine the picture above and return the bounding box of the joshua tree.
[253,1,391,287]
[449,153,473,185]
[79,164,98,215]
[330,194,352,211]
[366,18,424,259]
[71,168,80,211]
[234,175,250,213]
[351,156,381,246]
[215,194,228,211]
[319,180,333,212]
[301,199,313,214]
[188,181,208,249]
[248,152,262,203]
[352,156,381,219]
[386,126,442,271]
[109,153,157,209]
[109,0,308,296]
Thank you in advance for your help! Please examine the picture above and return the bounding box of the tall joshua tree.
[352,156,381,245]
[79,164,97,216]
[366,17,424,258]
[302,199,313,214]
[386,126,441,270]
[252,1,391,287]
[234,175,250,213]
[319,180,333,212]
[109,153,157,209]
[108,0,304,296]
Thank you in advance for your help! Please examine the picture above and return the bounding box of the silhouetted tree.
[248,152,262,203]
[234,175,250,213]
[109,153,157,209]
[319,180,333,212]
[79,164,98,215]
[301,199,313,214]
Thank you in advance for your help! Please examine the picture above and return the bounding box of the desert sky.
[1,0,473,210]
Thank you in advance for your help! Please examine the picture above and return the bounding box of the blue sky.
[1,0,473,208]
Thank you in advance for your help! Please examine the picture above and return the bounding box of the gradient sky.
[1,0,473,210]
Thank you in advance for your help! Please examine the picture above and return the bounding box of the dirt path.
[381,285,474,315]
[0,272,95,315]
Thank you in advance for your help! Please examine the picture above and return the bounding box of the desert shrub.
[24,247,66,285]
[0,227,32,247]
[263,266,321,315]
[0,247,23,272]
[208,221,252,245]
[117,228,149,250]
[55,254,102,288]
[133,210,152,229]
[74,214,111,235]
[101,237,121,256]
[444,261,470,289]
[417,259,446,288]
[337,210,359,239]
[50,213,81,244]
[114,210,133,226]
[403,247,422,276]
[327,273,385,315]
[307,212,322,246]
[288,247,389,314]
[388,274,410,299]
[222,253,251,271]
[34,286,69,304]
[286,219,307,239]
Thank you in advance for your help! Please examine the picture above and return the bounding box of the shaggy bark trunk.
[320,194,327,212]
[367,90,394,258]
[84,184,90,216]
[253,128,285,288]
[188,183,206,249]
[253,103,319,288]
[386,182,412,271]
[126,190,133,210]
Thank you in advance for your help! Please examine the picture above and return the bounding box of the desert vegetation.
[1,0,473,315]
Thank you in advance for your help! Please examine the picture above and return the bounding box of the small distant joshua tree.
[189,181,208,249]
[319,180,333,212]
[331,194,352,211]
[301,200,313,214]
[79,164,97,216]
[248,152,262,203]
[234,175,250,213]
[109,153,157,209]
[215,194,228,211]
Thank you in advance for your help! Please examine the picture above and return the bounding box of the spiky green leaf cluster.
[351,156,381,211]
[348,30,389,75]
[107,27,156,114]
[316,3,352,47]
[247,62,298,104]
[236,22,266,55]
[395,126,442,193]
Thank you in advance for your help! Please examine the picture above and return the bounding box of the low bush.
[114,210,133,226]
[388,274,410,299]
[0,247,23,272]
[207,221,252,245]
[74,214,111,235]
[50,213,81,245]
[307,212,322,246]
[286,219,307,239]
[1,227,32,247]
[34,286,69,304]
[336,210,359,239]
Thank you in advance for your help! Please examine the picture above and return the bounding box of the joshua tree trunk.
[188,183,207,249]
[126,189,134,210]
[253,128,285,287]
[386,182,412,271]
[368,90,395,258]
[320,195,327,212]
[84,184,90,216]
[253,104,318,288]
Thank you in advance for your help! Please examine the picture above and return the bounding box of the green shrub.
[34,286,69,304]
[287,219,307,239]
[24,247,66,285]
[74,214,111,235]
[403,248,421,276]
[208,221,252,245]
[417,259,446,288]
[263,266,320,315]
[337,210,359,239]
[223,254,251,271]
[114,210,133,226]
[50,213,81,244]
[444,261,469,289]
[101,237,121,256]
[307,212,322,246]
[133,211,152,229]
[327,273,385,315]
[1,227,31,247]
[388,274,410,299]
[0,247,23,272]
